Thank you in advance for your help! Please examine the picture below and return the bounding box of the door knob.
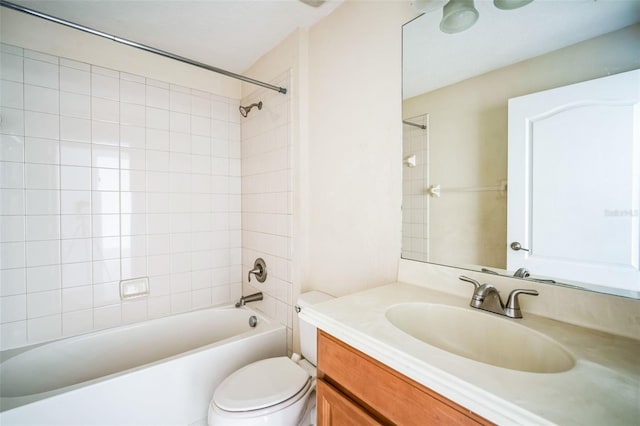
[510,242,529,252]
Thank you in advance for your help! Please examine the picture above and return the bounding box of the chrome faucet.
[459,276,538,319]
[235,292,263,308]
[513,267,530,278]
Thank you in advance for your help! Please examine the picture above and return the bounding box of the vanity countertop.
[300,282,640,425]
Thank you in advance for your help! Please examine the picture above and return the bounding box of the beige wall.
[403,24,640,271]
[305,1,415,296]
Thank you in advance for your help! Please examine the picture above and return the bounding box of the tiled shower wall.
[240,71,294,353]
[0,43,242,350]
[402,114,429,262]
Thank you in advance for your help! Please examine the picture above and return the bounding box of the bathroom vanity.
[301,282,640,425]
[317,331,490,425]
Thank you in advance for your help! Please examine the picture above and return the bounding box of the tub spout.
[235,292,263,308]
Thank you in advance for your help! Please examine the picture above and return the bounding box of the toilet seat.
[213,356,311,412]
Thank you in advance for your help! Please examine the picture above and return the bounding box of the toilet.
[208,291,334,426]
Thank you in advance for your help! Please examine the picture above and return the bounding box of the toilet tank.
[297,291,334,366]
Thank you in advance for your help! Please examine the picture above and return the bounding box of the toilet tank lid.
[213,357,310,412]
[297,291,334,309]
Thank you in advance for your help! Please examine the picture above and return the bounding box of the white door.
[507,69,640,295]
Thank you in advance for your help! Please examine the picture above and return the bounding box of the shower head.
[239,101,263,118]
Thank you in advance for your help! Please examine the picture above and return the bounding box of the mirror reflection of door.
[507,69,640,295]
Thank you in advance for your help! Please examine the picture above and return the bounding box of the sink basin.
[385,303,575,373]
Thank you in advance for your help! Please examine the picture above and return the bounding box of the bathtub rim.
[0,303,284,412]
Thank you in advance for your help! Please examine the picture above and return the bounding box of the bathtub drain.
[249,316,258,327]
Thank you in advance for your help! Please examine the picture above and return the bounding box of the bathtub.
[0,305,286,426]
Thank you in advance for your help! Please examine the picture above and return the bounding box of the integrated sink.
[385,303,575,374]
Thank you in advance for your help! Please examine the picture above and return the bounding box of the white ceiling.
[7,0,344,74]
[403,0,640,99]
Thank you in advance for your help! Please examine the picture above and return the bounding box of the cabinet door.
[317,379,382,426]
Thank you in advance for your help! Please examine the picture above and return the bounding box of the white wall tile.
[93,282,119,307]
[92,97,119,123]
[146,129,170,151]
[92,121,119,146]
[146,107,170,130]
[27,314,62,342]
[121,235,146,258]
[60,117,91,143]
[62,285,93,312]
[25,111,59,139]
[91,74,119,100]
[60,215,91,239]
[26,137,59,164]
[120,80,145,105]
[120,170,146,192]
[26,264,61,292]
[1,80,24,109]
[61,238,92,263]
[122,298,147,324]
[1,52,24,83]
[120,103,145,127]
[62,309,93,336]
[0,135,25,163]
[92,145,119,169]
[24,59,58,89]
[61,166,91,190]
[27,289,61,318]
[92,259,120,283]
[92,168,119,191]
[120,125,145,149]
[121,214,146,236]
[60,92,91,119]
[60,190,90,214]
[92,214,120,237]
[60,66,90,95]
[26,215,59,241]
[0,161,24,189]
[170,90,190,113]
[0,107,24,135]
[24,85,59,114]
[26,240,60,267]
[93,236,120,261]
[93,304,121,329]
[62,261,92,287]
[146,85,169,109]
[1,294,26,322]
[120,148,145,170]
[26,189,59,215]
[24,50,57,65]
[25,163,59,190]
[0,268,26,296]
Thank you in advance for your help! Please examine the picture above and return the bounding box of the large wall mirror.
[402,0,640,299]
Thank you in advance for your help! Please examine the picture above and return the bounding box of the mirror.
[402,0,640,298]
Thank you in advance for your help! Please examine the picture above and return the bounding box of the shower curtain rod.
[403,120,426,130]
[0,0,287,95]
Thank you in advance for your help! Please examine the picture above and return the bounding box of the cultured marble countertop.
[300,282,640,425]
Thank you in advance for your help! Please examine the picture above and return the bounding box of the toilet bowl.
[208,291,333,426]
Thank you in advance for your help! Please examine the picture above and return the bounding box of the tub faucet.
[514,268,530,278]
[459,276,538,319]
[235,292,263,308]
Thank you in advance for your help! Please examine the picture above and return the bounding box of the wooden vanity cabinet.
[317,330,492,426]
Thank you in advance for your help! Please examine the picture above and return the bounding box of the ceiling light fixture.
[440,0,479,34]
[412,0,534,34]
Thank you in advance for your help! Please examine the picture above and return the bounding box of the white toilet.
[208,291,334,426]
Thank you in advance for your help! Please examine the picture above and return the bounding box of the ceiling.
[5,0,344,74]
[403,0,640,99]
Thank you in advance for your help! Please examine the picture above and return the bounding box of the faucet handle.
[505,289,538,318]
[459,275,480,290]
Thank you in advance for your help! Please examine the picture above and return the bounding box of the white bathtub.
[0,305,286,425]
